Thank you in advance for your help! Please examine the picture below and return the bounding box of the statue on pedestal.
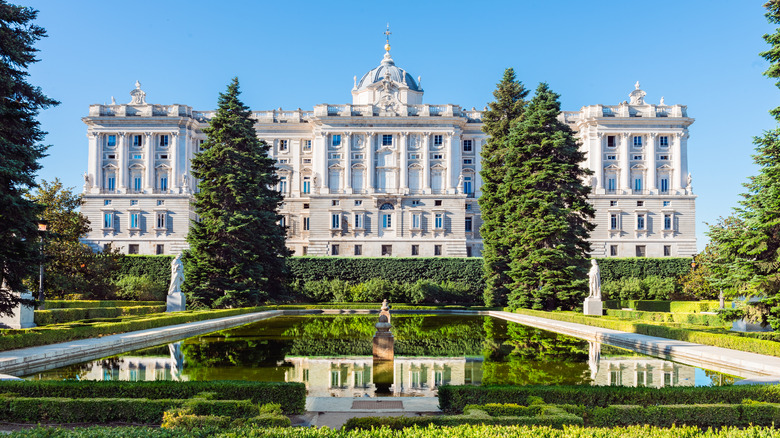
[584,260,603,316]
[166,253,186,312]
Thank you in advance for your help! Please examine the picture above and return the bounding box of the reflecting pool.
[25,315,739,396]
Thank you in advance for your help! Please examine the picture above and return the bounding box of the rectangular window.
[332,134,341,146]
[302,246,308,255]
[633,136,642,147]
[659,136,669,147]
[465,217,473,232]
[382,134,392,146]
[104,200,112,206]
[159,154,168,159]
[434,245,442,256]
[331,244,339,256]
[353,153,364,160]
[382,213,392,228]
[432,153,443,160]
[278,159,289,164]
[434,200,442,206]
[607,178,616,191]
[610,245,618,256]
[156,244,164,255]
[663,201,671,207]
[279,176,287,193]
[354,200,362,206]
[463,139,473,152]
[302,158,312,164]
[133,135,142,147]
[159,135,169,147]
[411,200,421,206]
[637,214,646,230]
[463,176,473,195]
[607,135,616,147]
[107,176,116,191]
[463,158,473,165]
[660,178,669,193]
[664,214,673,230]
[637,201,644,206]
[329,153,341,159]
[411,244,419,256]
[331,213,340,229]
[303,140,312,151]
[156,212,166,229]
[103,212,113,229]
[130,212,139,229]
[664,245,671,256]
[412,213,421,229]
[303,217,310,231]
[465,203,472,211]
[381,245,392,256]
[606,154,617,160]
[354,245,362,256]
[354,213,363,229]
[466,246,472,257]
[302,177,310,194]
[636,245,646,257]
[433,135,443,146]
[132,154,142,160]
[610,213,618,230]
[609,200,617,207]
[632,154,643,160]
[107,135,117,147]
[634,178,642,192]
[408,153,421,159]
[159,176,168,191]
[157,200,164,206]
[659,154,670,160]
[434,213,443,229]
[130,200,138,206]
[279,140,288,151]
[279,216,286,228]
[128,244,139,255]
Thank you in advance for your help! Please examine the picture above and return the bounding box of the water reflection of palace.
[284,356,484,397]
[589,342,695,388]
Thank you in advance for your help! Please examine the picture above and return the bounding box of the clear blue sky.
[20,0,779,250]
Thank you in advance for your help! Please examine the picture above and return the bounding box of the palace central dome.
[355,51,421,92]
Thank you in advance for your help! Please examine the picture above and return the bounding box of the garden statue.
[584,260,603,316]
[166,253,186,312]
[373,300,393,360]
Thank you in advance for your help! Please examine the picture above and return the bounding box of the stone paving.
[304,396,440,428]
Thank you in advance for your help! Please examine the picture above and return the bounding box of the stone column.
[117,133,127,193]
[647,133,657,192]
[367,132,375,193]
[313,132,327,194]
[422,132,430,193]
[447,132,460,194]
[88,132,100,194]
[144,132,154,192]
[291,138,301,197]
[344,133,352,194]
[679,132,689,193]
[593,133,604,192]
[474,138,483,197]
[170,131,180,193]
[399,132,408,193]
[619,132,630,192]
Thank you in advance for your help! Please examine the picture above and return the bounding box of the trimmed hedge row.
[7,425,780,437]
[45,300,164,309]
[603,300,726,313]
[590,403,780,428]
[437,384,780,413]
[512,308,780,357]
[596,258,692,282]
[0,381,305,414]
[604,309,728,327]
[0,307,267,352]
[35,305,167,325]
[342,408,583,430]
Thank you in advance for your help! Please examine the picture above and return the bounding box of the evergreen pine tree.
[478,68,528,307]
[707,2,780,328]
[183,78,290,308]
[502,83,594,310]
[0,3,58,315]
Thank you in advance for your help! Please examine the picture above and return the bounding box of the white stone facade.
[80,49,696,258]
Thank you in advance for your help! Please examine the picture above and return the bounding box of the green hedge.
[512,308,780,357]
[0,307,267,352]
[437,384,780,413]
[595,258,692,282]
[116,255,175,281]
[342,409,583,430]
[7,425,780,437]
[590,403,780,428]
[602,300,726,313]
[45,300,164,309]
[35,305,167,325]
[604,309,728,327]
[0,381,305,414]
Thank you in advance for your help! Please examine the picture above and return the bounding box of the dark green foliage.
[184,78,289,308]
[34,305,166,325]
[292,278,479,304]
[115,255,174,293]
[0,4,59,315]
[589,404,780,428]
[596,258,691,282]
[480,68,530,307]
[113,275,168,301]
[601,300,726,313]
[437,384,780,413]
[342,408,583,430]
[0,396,174,424]
[601,276,678,300]
[604,309,727,327]
[0,307,265,352]
[0,381,305,414]
[45,300,164,309]
[503,84,594,310]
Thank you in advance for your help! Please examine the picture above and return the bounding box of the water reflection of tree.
[704,370,736,386]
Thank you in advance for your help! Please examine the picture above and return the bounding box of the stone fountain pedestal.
[373,300,394,394]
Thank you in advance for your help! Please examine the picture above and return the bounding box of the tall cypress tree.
[0,3,58,315]
[183,78,289,308]
[479,68,528,307]
[503,83,594,310]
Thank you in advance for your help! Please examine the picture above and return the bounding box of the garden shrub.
[589,404,780,428]
[342,409,583,430]
[114,275,168,301]
[0,397,175,424]
[35,305,166,325]
[601,277,677,301]
[45,300,164,309]
[596,258,692,282]
[0,381,305,414]
[437,384,780,413]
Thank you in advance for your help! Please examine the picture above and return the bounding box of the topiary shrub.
[113,275,167,301]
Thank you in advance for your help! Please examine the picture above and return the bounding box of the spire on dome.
[383,23,392,52]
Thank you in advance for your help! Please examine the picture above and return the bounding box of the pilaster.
[647,133,657,192]
[344,133,352,194]
[117,133,127,193]
[422,132,430,194]
[367,132,375,193]
[620,132,630,192]
[144,132,154,191]
[399,132,408,193]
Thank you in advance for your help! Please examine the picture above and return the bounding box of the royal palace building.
[80,43,697,258]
